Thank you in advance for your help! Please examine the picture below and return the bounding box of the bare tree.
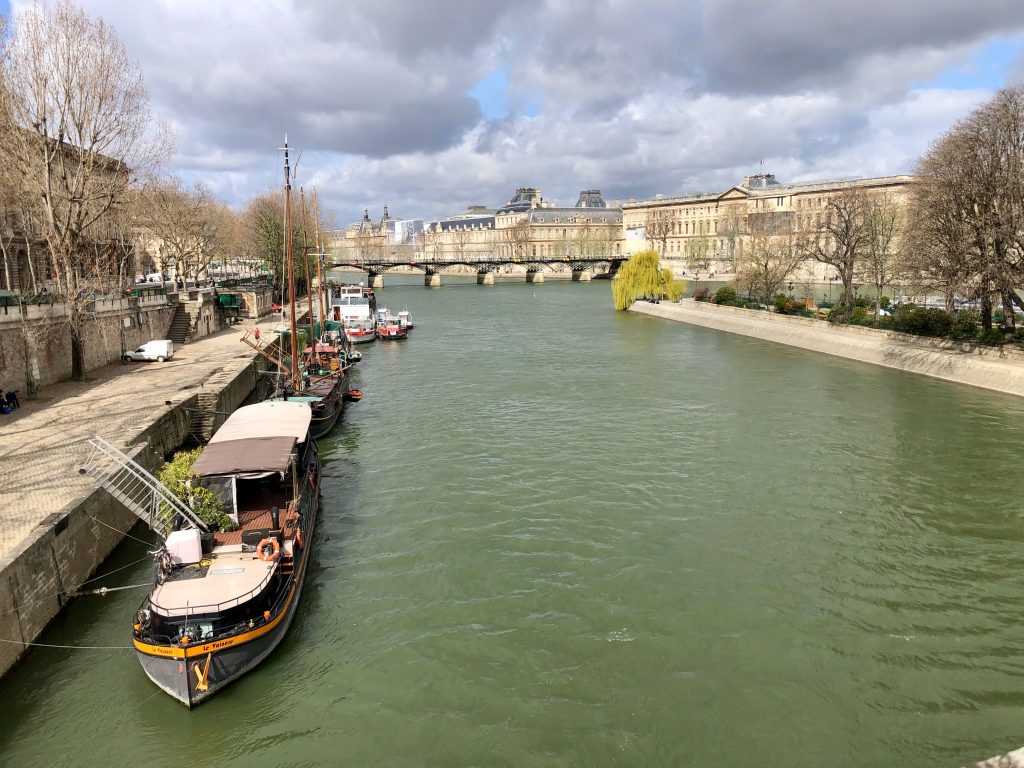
[450,225,473,263]
[736,212,804,304]
[421,224,443,261]
[904,88,1024,328]
[138,179,219,283]
[798,188,870,310]
[856,192,904,319]
[686,229,712,277]
[0,0,171,378]
[503,219,530,261]
[717,210,745,272]
[242,190,304,291]
[644,208,673,256]
[594,221,619,260]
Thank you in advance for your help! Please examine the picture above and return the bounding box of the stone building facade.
[330,188,624,268]
[622,173,914,283]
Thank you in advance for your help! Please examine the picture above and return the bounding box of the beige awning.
[208,401,311,444]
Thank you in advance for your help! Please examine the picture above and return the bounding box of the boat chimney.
[270,505,280,531]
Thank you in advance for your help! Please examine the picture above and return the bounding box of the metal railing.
[80,436,209,539]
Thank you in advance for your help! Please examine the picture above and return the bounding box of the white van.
[123,340,174,363]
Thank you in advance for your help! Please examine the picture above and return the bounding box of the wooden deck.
[212,485,298,546]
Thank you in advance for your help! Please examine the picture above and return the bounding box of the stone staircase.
[167,303,190,345]
[167,300,204,345]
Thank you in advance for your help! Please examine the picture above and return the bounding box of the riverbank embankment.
[0,314,292,677]
[630,299,1024,398]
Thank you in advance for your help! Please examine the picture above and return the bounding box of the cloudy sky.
[7,0,1024,226]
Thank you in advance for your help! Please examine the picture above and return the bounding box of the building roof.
[622,174,915,209]
[438,215,495,231]
[498,187,545,213]
[525,208,622,224]
[575,189,609,208]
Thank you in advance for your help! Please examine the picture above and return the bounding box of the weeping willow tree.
[611,250,686,310]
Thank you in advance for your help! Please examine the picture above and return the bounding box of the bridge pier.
[425,273,441,288]
[526,271,544,284]
[572,270,592,282]
[370,274,384,289]
[476,271,494,285]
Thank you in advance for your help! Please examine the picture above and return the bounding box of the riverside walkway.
[0,314,289,565]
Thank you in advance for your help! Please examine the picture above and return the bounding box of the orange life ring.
[257,537,280,562]
[295,529,303,550]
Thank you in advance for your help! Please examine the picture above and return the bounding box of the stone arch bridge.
[329,255,628,288]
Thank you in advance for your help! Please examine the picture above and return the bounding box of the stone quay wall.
[0,303,176,394]
[0,396,198,676]
[0,316,284,677]
[630,300,1024,398]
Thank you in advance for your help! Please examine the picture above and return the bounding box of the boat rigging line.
[0,637,134,650]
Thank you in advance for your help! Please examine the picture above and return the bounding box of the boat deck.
[150,549,276,616]
[147,483,303,616]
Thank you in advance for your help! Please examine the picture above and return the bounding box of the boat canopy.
[192,402,311,477]
[208,401,311,443]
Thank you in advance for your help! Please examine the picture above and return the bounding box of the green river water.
[2,276,1024,767]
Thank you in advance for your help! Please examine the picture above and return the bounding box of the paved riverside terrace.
[0,313,291,564]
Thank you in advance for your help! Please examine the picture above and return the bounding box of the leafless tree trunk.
[687,230,712,277]
[856,192,903,319]
[644,208,672,256]
[0,0,171,378]
[503,219,530,261]
[799,188,870,312]
[736,211,804,304]
[905,87,1024,330]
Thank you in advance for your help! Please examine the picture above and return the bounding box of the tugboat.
[131,400,320,707]
[376,307,408,340]
[396,308,413,332]
[344,318,377,344]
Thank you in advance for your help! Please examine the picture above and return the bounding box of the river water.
[3,276,1024,767]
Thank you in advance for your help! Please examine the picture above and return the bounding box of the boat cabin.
[141,401,318,642]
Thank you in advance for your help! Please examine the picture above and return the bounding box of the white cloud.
[10,0,1022,224]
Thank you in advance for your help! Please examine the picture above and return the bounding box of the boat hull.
[309,398,343,438]
[134,465,320,708]
[346,331,376,344]
[135,593,305,707]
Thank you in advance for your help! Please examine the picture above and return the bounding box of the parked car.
[123,340,174,363]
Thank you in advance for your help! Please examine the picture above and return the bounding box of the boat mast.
[312,187,327,328]
[284,136,300,393]
[299,187,318,361]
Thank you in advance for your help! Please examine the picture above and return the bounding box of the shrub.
[851,306,868,323]
[921,307,953,337]
[892,304,952,337]
[713,286,738,305]
[158,448,236,531]
[692,286,710,302]
[979,328,1005,346]
[827,305,852,324]
[949,310,980,341]
[880,296,892,309]
[799,308,814,318]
